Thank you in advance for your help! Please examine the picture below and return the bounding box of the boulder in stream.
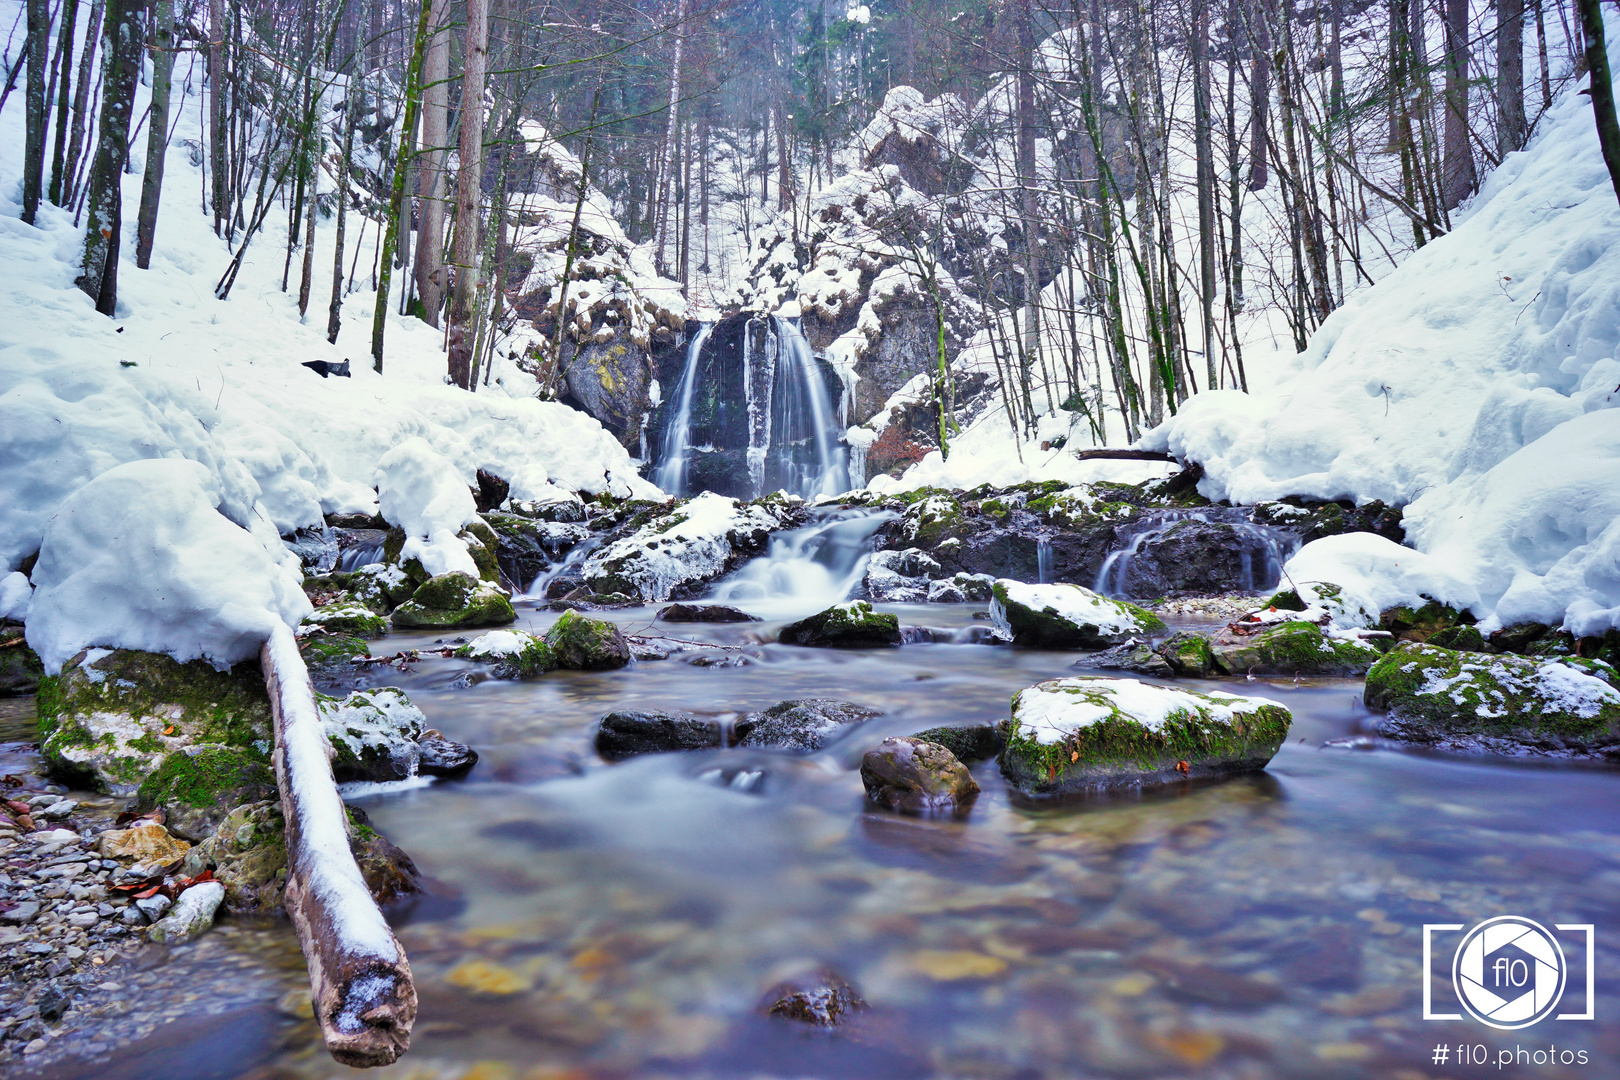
[390,572,516,630]
[778,600,902,647]
[1365,642,1620,759]
[1000,676,1292,798]
[1208,620,1382,677]
[596,710,724,759]
[133,745,278,842]
[544,610,632,670]
[762,968,869,1027]
[861,737,980,815]
[989,580,1164,649]
[907,723,1005,763]
[657,602,761,623]
[299,601,387,638]
[418,729,479,777]
[735,699,883,751]
[317,687,425,783]
[455,629,556,677]
[146,880,226,944]
[582,492,798,602]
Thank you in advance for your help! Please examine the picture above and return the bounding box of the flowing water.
[654,323,717,496]
[1093,510,1299,600]
[30,544,1620,1080]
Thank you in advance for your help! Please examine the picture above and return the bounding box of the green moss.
[1262,589,1308,612]
[1379,600,1473,641]
[346,806,377,843]
[301,602,387,638]
[391,572,517,629]
[1160,632,1216,677]
[299,634,370,666]
[455,632,556,678]
[128,732,164,753]
[1428,625,1487,652]
[1211,621,1380,677]
[990,581,1162,648]
[136,746,274,812]
[544,610,630,670]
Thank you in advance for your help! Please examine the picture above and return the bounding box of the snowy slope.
[1144,43,1620,634]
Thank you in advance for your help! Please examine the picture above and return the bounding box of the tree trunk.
[77,0,142,314]
[1498,0,1527,152]
[413,0,449,326]
[653,0,686,273]
[209,0,226,234]
[61,0,102,208]
[1536,0,1553,110]
[1577,0,1620,204]
[1441,0,1477,208]
[47,0,78,206]
[1192,0,1218,389]
[329,65,356,343]
[1248,0,1273,189]
[446,0,488,390]
[1015,0,1040,414]
[22,0,49,223]
[136,0,176,268]
[369,0,434,372]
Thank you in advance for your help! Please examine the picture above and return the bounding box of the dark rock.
[1158,631,1217,677]
[35,986,71,1023]
[1489,621,1558,654]
[417,729,478,778]
[860,737,980,815]
[734,699,883,752]
[778,601,901,648]
[134,746,278,843]
[474,469,510,512]
[1106,519,1284,597]
[544,610,631,670]
[1252,497,1405,545]
[989,579,1164,649]
[897,626,935,644]
[346,806,422,904]
[1428,625,1487,652]
[597,710,723,760]
[1379,600,1477,644]
[559,326,656,449]
[762,969,869,1027]
[0,623,44,697]
[657,602,761,623]
[907,723,1004,763]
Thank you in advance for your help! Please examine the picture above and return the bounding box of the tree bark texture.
[1498,0,1527,152]
[447,0,489,389]
[23,0,50,223]
[1442,0,1477,208]
[136,0,176,268]
[1577,0,1620,204]
[77,0,143,315]
[413,0,449,326]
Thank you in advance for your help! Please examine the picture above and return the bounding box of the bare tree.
[1441,0,1477,208]
[1577,0,1620,204]
[447,0,490,389]
[1498,0,1528,152]
[136,0,177,268]
[77,0,144,314]
[414,0,450,325]
[22,0,49,222]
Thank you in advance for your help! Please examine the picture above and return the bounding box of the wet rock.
[762,969,868,1027]
[1209,621,1382,677]
[1365,642,1620,759]
[483,512,590,587]
[1428,625,1487,652]
[417,730,478,778]
[317,687,426,783]
[299,601,387,639]
[35,985,71,1024]
[1106,519,1284,597]
[348,562,416,613]
[346,805,423,903]
[596,710,723,760]
[1000,676,1292,798]
[37,648,272,796]
[861,737,980,815]
[656,602,761,623]
[990,580,1164,649]
[454,629,556,678]
[778,600,902,647]
[0,623,43,697]
[1251,497,1404,545]
[133,746,277,842]
[925,574,993,603]
[863,548,941,602]
[906,723,1004,763]
[135,893,172,923]
[179,801,288,913]
[146,880,225,944]
[390,572,516,630]
[1378,600,1477,644]
[1077,641,1175,677]
[544,610,631,670]
[1158,632,1217,678]
[581,492,796,602]
[734,699,883,752]
[98,823,190,866]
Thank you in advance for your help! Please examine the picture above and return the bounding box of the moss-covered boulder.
[896,490,970,548]
[299,601,387,639]
[1158,632,1217,678]
[1000,676,1292,798]
[134,746,277,842]
[1209,621,1382,677]
[1378,600,1476,643]
[778,601,902,647]
[316,687,426,782]
[458,518,503,583]
[861,737,980,815]
[1364,642,1620,759]
[989,580,1164,649]
[390,572,516,630]
[0,623,43,697]
[178,801,290,914]
[37,648,273,795]
[907,723,1004,763]
[544,610,631,670]
[349,563,416,614]
[454,629,556,678]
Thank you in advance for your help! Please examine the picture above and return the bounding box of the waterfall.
[1092,510,1299,600]
[652,314,849,502]
[711,509,893,618]
[653,323,715,496]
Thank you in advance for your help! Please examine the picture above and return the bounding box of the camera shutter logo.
[1424,917,1596,1029]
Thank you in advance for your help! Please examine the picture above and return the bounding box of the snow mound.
[1140,43,1620,634]
[375,438,479,578]
[26,459,311,673]
[1282,533,1484,627]
[0,571,30,621]
[1012,677,1283,744]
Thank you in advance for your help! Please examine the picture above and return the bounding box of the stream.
[26,544,1620,1080]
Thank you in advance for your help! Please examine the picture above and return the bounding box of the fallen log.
[1069,448,1180,463]
[262,623,416,1067]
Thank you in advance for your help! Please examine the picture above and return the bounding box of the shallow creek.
[32,601,1620,1080]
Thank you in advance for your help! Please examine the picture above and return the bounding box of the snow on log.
[1069,449,1180,463]
[262,623,416,1066]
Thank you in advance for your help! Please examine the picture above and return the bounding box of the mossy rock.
[1378,600,1474,643]
[1364,642,1620,759]
[179,800,291,915]
[37,649,273,796]
[1000,676,1292,798]
[908,723,1004,763]
[1158,631,1216,678]
[778,601,902,648]
[1210,621,1381,677]
[135,745,277,842]
[348,563,416,614]
[0,624,43,697]
[1427,625,1487,652]
[898,491,969,548]
[989,580,1164,650]
[454,629,556,678]
[391,572,516,630]
[301,601,387,638]
[298,633,370,667]
[458,518,502,582]
[544,610,631,670]
[317,686,426,782]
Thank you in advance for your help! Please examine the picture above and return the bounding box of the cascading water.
[1092,509,1299,600]
[652,315,849,501]
[710,509,894,619]
[653,323,715,495]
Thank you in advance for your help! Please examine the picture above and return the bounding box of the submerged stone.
[417,729,479,778]
[1364,642,1620,759]
[1000,676,1292,798]
[390,572,516,630]
[989,580,1164,649]
[861,737,980,815]
[777,600,902,647]
[734,699,882,751]
[596,709,723,760]
[146,880,225,944]
[544,610,631,670]
[763,969,869,1027]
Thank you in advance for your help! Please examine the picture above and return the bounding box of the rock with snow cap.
[989,580,1164,650]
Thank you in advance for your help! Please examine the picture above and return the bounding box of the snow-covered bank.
[1139,43,1620,635]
